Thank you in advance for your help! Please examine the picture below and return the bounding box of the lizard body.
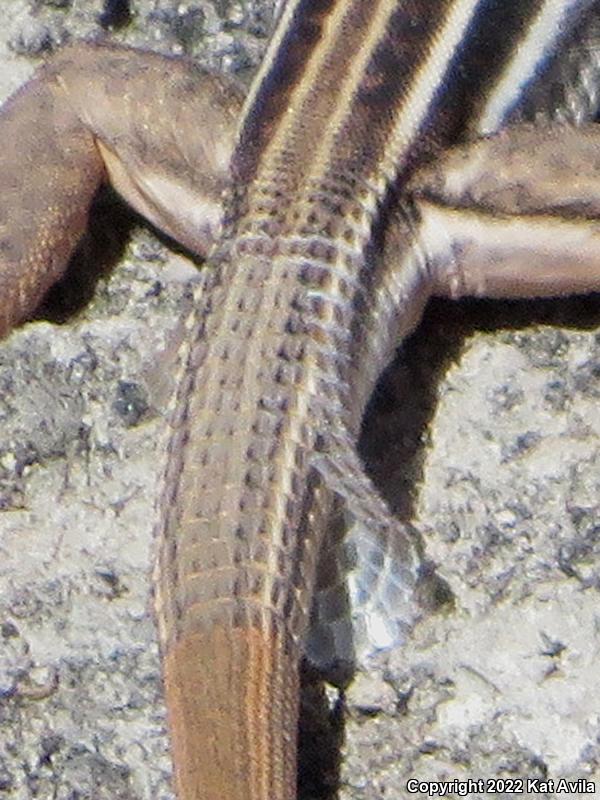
[2,1,600,798]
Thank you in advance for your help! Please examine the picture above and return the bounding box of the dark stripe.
[507,3,600,124]
[328,0,470,178]
[233,0,335,184]
[435,0,548,137]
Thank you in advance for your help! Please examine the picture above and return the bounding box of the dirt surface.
[0,2,599,800]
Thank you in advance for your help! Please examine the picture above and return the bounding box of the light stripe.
[379,0,484,185]
[237,0,307,126]
[256,3,349,184]
[307,0,397,196]
[476,0,597,133]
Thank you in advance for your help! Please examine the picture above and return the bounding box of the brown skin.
[4,15,600,800]
[0,41,243,337]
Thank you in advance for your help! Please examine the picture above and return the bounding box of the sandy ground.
[0,2,599,799]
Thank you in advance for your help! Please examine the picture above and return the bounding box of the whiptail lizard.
[2,1,600,798]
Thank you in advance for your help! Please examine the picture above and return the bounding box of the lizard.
[2,0,600,797]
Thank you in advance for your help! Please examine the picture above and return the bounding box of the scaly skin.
[3,2,600,798]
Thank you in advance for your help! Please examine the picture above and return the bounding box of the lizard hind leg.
[308,440,451,673]
[0,41,243,338]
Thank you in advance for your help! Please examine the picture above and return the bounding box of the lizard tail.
[163,617,299,800]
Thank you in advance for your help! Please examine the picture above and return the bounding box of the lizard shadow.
[361,292,600,519]
[33,188,137,324]
[34,186,201,326]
